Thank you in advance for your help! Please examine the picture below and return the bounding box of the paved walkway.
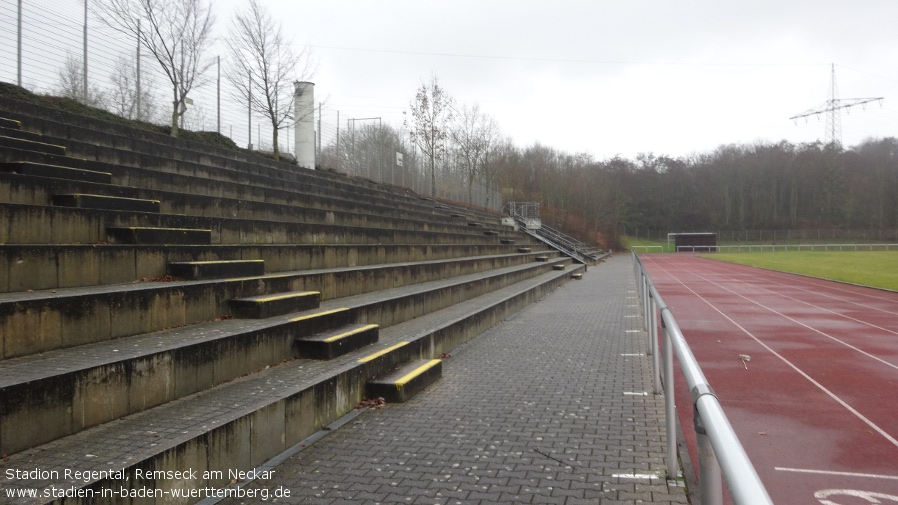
[220,255,687,504]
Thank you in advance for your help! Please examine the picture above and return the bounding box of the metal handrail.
[632,252,773,505]
[505,210,596,264]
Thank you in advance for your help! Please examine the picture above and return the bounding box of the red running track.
[642,254,898,505]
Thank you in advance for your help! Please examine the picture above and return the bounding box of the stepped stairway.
[505,203,607,265]
[0,96,586,503]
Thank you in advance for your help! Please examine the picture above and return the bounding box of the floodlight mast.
[789,63,883,146]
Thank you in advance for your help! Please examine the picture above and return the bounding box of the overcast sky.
[4,0,898,161]
[231,0,898,161]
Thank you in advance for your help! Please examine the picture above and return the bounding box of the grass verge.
[705,251,898,291]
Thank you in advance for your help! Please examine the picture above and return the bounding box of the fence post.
[651,296,661,395]
[663,323,677,480]
[695,403,723,505]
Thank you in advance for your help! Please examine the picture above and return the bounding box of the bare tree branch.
[94,0,214,137]
[224,0,314,160]
[405,75,455,197]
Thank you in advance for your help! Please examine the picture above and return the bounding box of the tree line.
[485,138,898,250]
[317,76,898,250]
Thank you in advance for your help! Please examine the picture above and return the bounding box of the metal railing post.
[663,323,677,480]
[642,275,649,330]
[696,410,723,505]
[651,296,661,394]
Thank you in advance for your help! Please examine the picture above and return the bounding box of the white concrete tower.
[294,81,315,169]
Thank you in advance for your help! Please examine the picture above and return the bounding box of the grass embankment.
[707,251,898,291]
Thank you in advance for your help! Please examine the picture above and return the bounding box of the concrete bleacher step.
[296,323,380,360]
[367,358,442,403]
[107,226,212,245]
[0,134,66,156]
[52,193,160,213]
[0,252,553,357]
[0,117,21,129]
[0,160,112,183]
[230,290,321,319]
[0,258,567,451]
[0,244,581,499]
[0,305,354,455]
[168,259,265,279]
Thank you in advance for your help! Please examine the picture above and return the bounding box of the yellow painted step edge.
[395,359,442,389]
[358,341,408,363]
[323,324,379,343]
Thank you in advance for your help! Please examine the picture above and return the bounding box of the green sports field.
[705,251,898,291]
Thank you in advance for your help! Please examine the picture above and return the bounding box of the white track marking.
[815,489,898,504]
[775,467,898,480]
[722,270,898,319]
[687,271,898,371]
[656,262,898,450]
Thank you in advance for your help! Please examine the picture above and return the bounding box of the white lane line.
[711,269,898,333]
[623,392,647,396]
[691,271,898,371]
[660,265,898,450]
[621,353,643,356]
[775,467,898,480]
[625,330,640,333]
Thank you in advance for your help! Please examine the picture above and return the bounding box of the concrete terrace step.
[367,358,442,403]
[0,134,66,156]
[52,193,161,213]
[0,173,516,247]
[0,161,112,184]
[296,323,380,360]
[107,226,212,245]
[0,150,494,235]
[0,117,21,129]
[0,261,581,503]
[168,259,265,280]
[0,202,519,246]
[0,102,504,227]
[0,251,556,357]
[229,290,321,319]
[0,241,546,293]
[0,122,446,221]
[0,306,355,456]
[0,259,572,455]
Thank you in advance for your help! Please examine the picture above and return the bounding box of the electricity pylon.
[789,63,883,146]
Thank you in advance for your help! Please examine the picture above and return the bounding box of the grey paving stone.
[217,255,686,504]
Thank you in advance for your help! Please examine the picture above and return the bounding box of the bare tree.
[94,0,214,137]
[56,53,107,108]
[225,0,312,160]
[452,103,499,203]
[405,75,455,197]
[108,55,158,122]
